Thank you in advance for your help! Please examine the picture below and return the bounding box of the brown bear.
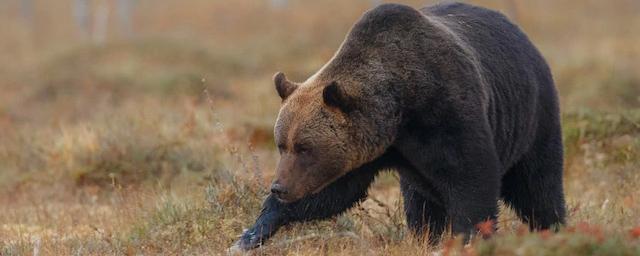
[232,2,565,250]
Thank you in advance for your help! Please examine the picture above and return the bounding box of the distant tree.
[370,0,383,7]
[116,0,136,38]
[19,0,34,24]
[93,0,109,44]
[73,0,137,43]
[269,0,287,9]
[73,0,91,38]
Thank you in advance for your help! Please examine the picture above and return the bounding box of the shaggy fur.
[233,2,565,250]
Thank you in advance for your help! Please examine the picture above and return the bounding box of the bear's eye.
[277,144,286,153]
[294,144,312,155]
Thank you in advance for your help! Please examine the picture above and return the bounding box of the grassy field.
[1,0,639,255]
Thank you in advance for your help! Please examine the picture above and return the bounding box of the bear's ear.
[323,81,354,112]
[274,72,297,100]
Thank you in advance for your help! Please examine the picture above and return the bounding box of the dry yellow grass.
[0,0,639,255]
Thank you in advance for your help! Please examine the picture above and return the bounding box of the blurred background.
[0,0,639,254]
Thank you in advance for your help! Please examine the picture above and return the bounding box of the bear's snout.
[270,183,289,200]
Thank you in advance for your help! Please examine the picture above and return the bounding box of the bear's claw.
[239,229,261,249]
[230,209,284,251]
[230,226,267,252]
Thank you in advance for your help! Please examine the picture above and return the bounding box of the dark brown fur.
[233,2,565,250]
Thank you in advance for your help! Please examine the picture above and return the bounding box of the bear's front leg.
[447,176,500,238]
[399,125,502,240]
[443,137,502,239]
[234,194,287,250]
[232,159,387,250]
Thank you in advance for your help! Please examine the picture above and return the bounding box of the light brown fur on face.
[282,85,325,149]
[267,10,416,201]
[271,77,356,202]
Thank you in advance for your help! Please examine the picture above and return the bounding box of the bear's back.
[422,2,558,170]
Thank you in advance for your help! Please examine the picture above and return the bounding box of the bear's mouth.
[274,196,292,203]
[310,175,342,195]
[274,170,346,203]
[272,183,327,204]
[311,183,329,195]
[272,187,306,203]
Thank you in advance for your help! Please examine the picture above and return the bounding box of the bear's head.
[269,71,399,203]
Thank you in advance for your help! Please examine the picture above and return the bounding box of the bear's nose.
[270,183,289,197]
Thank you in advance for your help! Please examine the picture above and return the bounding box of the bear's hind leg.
[500,137,566,230]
